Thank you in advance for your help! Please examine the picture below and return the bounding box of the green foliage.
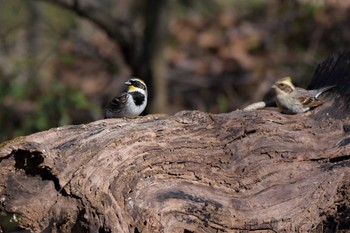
[0,0,92,143]
[224,0,267,16]
[60,52,78,66]
[217,94,229,113]
[0,76,94,142]
[0,212,22,233]
[174,0,221,17]
[25,83,90,131]
[0,1,27,48]
[41,2,77,32]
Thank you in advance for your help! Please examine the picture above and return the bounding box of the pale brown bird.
[272,76,335,114]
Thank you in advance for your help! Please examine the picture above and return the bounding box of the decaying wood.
[1,52,350,233]
[1,106,350,233]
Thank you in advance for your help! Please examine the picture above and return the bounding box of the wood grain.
[1,108,350,232]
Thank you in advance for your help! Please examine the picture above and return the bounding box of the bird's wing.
[298,96,322,107]
[295,85,335,108]
[104,92,128,118]
[294,88,323,107]
[110,92,128,107]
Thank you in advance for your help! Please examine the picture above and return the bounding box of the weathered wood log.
[1,108,350,233]
[1,52,350,233]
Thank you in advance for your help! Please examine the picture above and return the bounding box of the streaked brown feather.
[297,96,322,107]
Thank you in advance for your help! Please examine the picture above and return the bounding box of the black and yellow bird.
[105,78,148,118]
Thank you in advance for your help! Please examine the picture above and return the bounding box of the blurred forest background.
[1,0,350,143]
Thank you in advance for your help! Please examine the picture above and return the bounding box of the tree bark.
[1,104,350,232]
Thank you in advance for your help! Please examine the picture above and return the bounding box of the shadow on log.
[1,52,350,232]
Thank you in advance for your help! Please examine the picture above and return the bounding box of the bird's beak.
[125,80,131,86]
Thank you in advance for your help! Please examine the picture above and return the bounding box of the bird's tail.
[315,85,336,98]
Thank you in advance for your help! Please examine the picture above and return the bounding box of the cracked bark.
[1,106,350,232]
[1,52,350,232]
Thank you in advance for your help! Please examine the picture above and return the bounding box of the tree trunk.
[1,104,350,232]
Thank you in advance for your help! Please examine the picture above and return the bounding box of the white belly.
[125,95,147,116]
[276,95,309,114]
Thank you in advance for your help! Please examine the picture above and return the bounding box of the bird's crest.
[278,76,294,87]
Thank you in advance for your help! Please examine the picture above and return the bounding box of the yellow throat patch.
[129,85,137,92]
